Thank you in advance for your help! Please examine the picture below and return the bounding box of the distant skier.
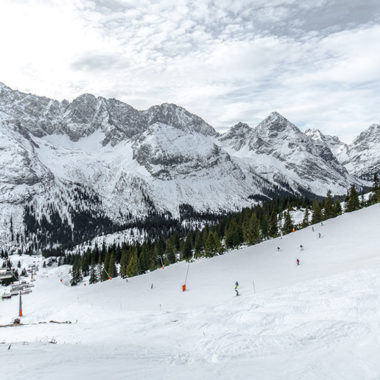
[277,246,280,252]
[312,227,314,232]
[296,258,300,266]
[318,232,321,238]
[151,283,154,289]
[235,281,239,296]
[300,245,304,251]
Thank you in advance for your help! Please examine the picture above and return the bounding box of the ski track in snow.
[1,204,380,379]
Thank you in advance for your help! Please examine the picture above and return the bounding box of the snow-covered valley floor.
[1,204,380,379]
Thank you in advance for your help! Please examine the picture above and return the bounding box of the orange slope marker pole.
[182,262,190,292]
[19,291,23,317]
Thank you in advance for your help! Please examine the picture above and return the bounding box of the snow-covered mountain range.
[306,126,380,180]
[0,82,377,250]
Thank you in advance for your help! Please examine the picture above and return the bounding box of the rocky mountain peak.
[231,122,251,133]
[218,122,253,150]
[144,103,217,136]
[305,128,324,141]
[305,128,345,145]
[0,81,10,91]
[255,112,299,135]
[265,111,289,124]
[220,122,251,140]
[71,93,99,104]
[66,93,101,119]
[352,124,380,146]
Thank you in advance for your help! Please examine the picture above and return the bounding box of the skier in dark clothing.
[277,246,280,252]
[300,245,304,251]
[235,281,239,296]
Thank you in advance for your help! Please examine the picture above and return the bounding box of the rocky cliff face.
[344,124,380,180]
[0,83,373,250]
[306,125,380,180]
[220,112,362,197]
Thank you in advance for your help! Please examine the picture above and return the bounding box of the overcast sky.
[0,0,379,142]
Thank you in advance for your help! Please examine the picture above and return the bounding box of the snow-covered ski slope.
[1,204,380,379]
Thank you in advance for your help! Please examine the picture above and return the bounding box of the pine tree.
[333,199,342,216]
[370,174,379,204]
[260,214,269,239]
[70,257,83,286]
[282,211,294,235]
[372,173,379,192]
[346,185,360,212]
[301,207,310,228]
[311,199,322,224]
[171,232,180,252]
[166,239,177,263]
[102,250,111,281]
[81,251,90,277]
[108,253,117,278]
[181,232,193,261]
[225,218,241,249]
[139,244,151,273]
[92,243,99,265]
[243,213,260,245]
[101,241,107,262]
[97,253,103,281]
[126,250,140,277]
[154,237,165,255]
[360,194,365,208]
[268,211,278,238]
[201,227,209,250]
[323,190,333,220]
[204,231,221,257]
[89,264,98,284]
[193,230,203,258]
[115,244,122,263]
[120,248,128,278]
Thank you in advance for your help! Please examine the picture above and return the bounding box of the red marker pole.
[182,262,190,292]
[19,291,23,317]
[103,267,112,280]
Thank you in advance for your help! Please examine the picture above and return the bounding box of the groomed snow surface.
[1,204,380,379]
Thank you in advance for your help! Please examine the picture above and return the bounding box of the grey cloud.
[71,53,126,72]
[77,0,380,47]
[85,0,129,13]
[280,0,380,36]
[3,0,380,143]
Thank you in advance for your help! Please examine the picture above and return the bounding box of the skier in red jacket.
[296,258,300,266]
